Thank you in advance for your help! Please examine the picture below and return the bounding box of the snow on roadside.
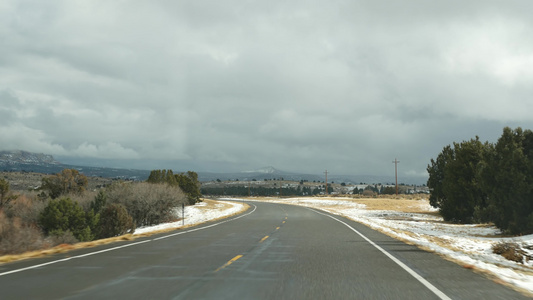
[248,197,533,294]
[134,200,245,235]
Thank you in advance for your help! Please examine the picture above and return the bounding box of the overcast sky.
[2,1,533,177]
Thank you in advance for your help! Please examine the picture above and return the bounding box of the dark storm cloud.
[1,0,533,177]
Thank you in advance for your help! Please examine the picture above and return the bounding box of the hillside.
[0,150,150,180]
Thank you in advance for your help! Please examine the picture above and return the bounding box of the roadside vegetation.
[0,169,200,255]
[427,126,533,235]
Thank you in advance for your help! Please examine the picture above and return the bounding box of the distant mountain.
[0,150,60,165]
[243,166,283,174]
[0,150,150,180]
[0,150,427,185]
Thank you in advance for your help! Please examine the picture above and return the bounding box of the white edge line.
[0,240,150,277]
[0,203,257,277]
[308,207,452,300]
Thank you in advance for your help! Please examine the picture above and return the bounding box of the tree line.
[146,169,201,205]
[201,185,334,197]
[427,127,533,234]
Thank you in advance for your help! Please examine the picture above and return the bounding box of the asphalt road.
[0,201,529,299]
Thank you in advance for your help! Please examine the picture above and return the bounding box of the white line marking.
[308,208,452,300]
[0,204,257,277]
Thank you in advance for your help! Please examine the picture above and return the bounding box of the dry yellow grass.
[203,199,234,210]
[247,196,434,214]
[0,235,137,264]
[348,197,436,214]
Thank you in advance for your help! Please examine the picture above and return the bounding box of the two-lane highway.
[0,201,528,299]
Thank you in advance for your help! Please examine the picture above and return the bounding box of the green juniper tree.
[479,127,533,234]
[427,137,489,223]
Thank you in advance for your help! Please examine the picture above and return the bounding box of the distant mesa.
[0,150,60,165]
[0,150,149,180]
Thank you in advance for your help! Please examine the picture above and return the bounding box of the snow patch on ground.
[134,200,245,235]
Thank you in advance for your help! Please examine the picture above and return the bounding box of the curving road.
[0,201,528,299]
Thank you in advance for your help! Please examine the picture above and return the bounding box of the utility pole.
[279,178,282,198]
[324,170,329,196]
[392,158,400,196]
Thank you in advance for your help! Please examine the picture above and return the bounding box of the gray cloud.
[1,1,533,177]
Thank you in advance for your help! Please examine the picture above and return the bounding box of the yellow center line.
[282,221,286,224]
[276,227,280,230]
[214,255,243,272]
[260,235,269,243]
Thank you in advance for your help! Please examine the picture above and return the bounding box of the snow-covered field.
[134,197,533,295]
